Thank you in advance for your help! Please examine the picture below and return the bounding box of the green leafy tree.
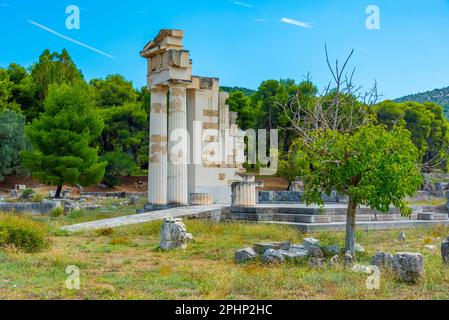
[0,109,28,181]
[90,74,138,107]
[20,83,106,198]
[374,100,449,171]
[100,152,137,187]
[292,124,422,255]
[227,91,260,130]
[99,103,148,167]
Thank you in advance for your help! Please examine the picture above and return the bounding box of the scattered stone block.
[261,249,285,264]
[303,237,320,250]
[308,258,326,268]
[392,252,424,283]
[355,244,365,253]
[425,245,437,251]
[235,248,258,264]
[344,251,354,267]
[399,231,406,242]
[253,242,290,254]
[441,238,449,264]
[307,246,324,258]
[160,217,189,251]
[322,245,340,256]
[129,196,138,205]
[329,255,340,266]
[278,249,308,262]
[371,251,393,268]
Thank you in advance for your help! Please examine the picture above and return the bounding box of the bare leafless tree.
[279,45,380,145]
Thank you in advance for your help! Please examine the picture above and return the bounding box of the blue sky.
[1,0,449,99]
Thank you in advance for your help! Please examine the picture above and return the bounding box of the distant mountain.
[395,86,449,117]
[220,86,256,96]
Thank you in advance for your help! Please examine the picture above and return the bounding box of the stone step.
[225,212,414,224]
[231,205,399,216]
[417,212,449,221]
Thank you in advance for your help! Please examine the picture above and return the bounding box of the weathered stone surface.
[355,243,365,253]
[160,217,189,250]
[278,249,308,262]
[442,238,449,264]
[344,251,354,267]
[307,246,324,259]
[64,201,80,213]
[322,245,340,256]
[290,244,307,251]
[371,251,393,268]
[261,249,285,264]
[129,196,138,205]
[308,258,326,268]
[235,247,258,264]
[303,237,320,250]
[329,255,340,266]
[392,252,424,283]
[254,242,291,254]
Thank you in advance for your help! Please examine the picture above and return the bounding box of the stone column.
[148,86,168,208]
[167,84,188,205]
[231,174,257,207]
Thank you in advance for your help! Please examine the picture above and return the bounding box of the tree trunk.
[55,185,63,198]
[345,196,357,256]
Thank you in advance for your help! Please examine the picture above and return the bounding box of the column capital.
[150,86,169,94]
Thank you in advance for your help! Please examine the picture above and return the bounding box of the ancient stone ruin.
[140,29,245,208]
[160,217,193,250]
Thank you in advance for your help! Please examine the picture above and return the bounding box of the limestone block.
[160,217,189,250]
[322,245,340,256]
[261,249,285,264]
[190,193,214,205]
[303,237,320,250]
[392,252,424,283]
[253,242,291,254]
[371,251,393,268]
[235,247,258,264]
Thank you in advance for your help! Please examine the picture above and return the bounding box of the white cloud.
[280,17,313,29]
[253,18,267,22]
[137,10,148,15]
[28,19,115,59]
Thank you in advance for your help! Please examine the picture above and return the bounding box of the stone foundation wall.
[0,201,62,215]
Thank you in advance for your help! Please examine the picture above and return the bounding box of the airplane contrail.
[27,19,115,59]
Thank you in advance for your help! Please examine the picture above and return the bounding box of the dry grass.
[0,220,448,300]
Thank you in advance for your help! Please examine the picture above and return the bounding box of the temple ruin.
[140,29,245,208]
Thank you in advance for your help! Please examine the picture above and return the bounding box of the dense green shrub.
[0,213,49,252]
[49,207,64,217]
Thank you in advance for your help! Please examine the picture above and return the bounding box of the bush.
[0,213,50,253]
[100,152,137,187]
[21,189,34,199]
[49,207,64,217]
[30,193,45,203]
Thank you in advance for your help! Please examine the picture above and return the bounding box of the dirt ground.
[0,175,289,196]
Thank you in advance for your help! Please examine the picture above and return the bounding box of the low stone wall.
[0,201,62,215]
[258,191,348,204]
[80,191,147,198]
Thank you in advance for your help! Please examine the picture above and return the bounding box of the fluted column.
[167,84,188,205]
[148,86,168,207]
[231,174,257,207]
